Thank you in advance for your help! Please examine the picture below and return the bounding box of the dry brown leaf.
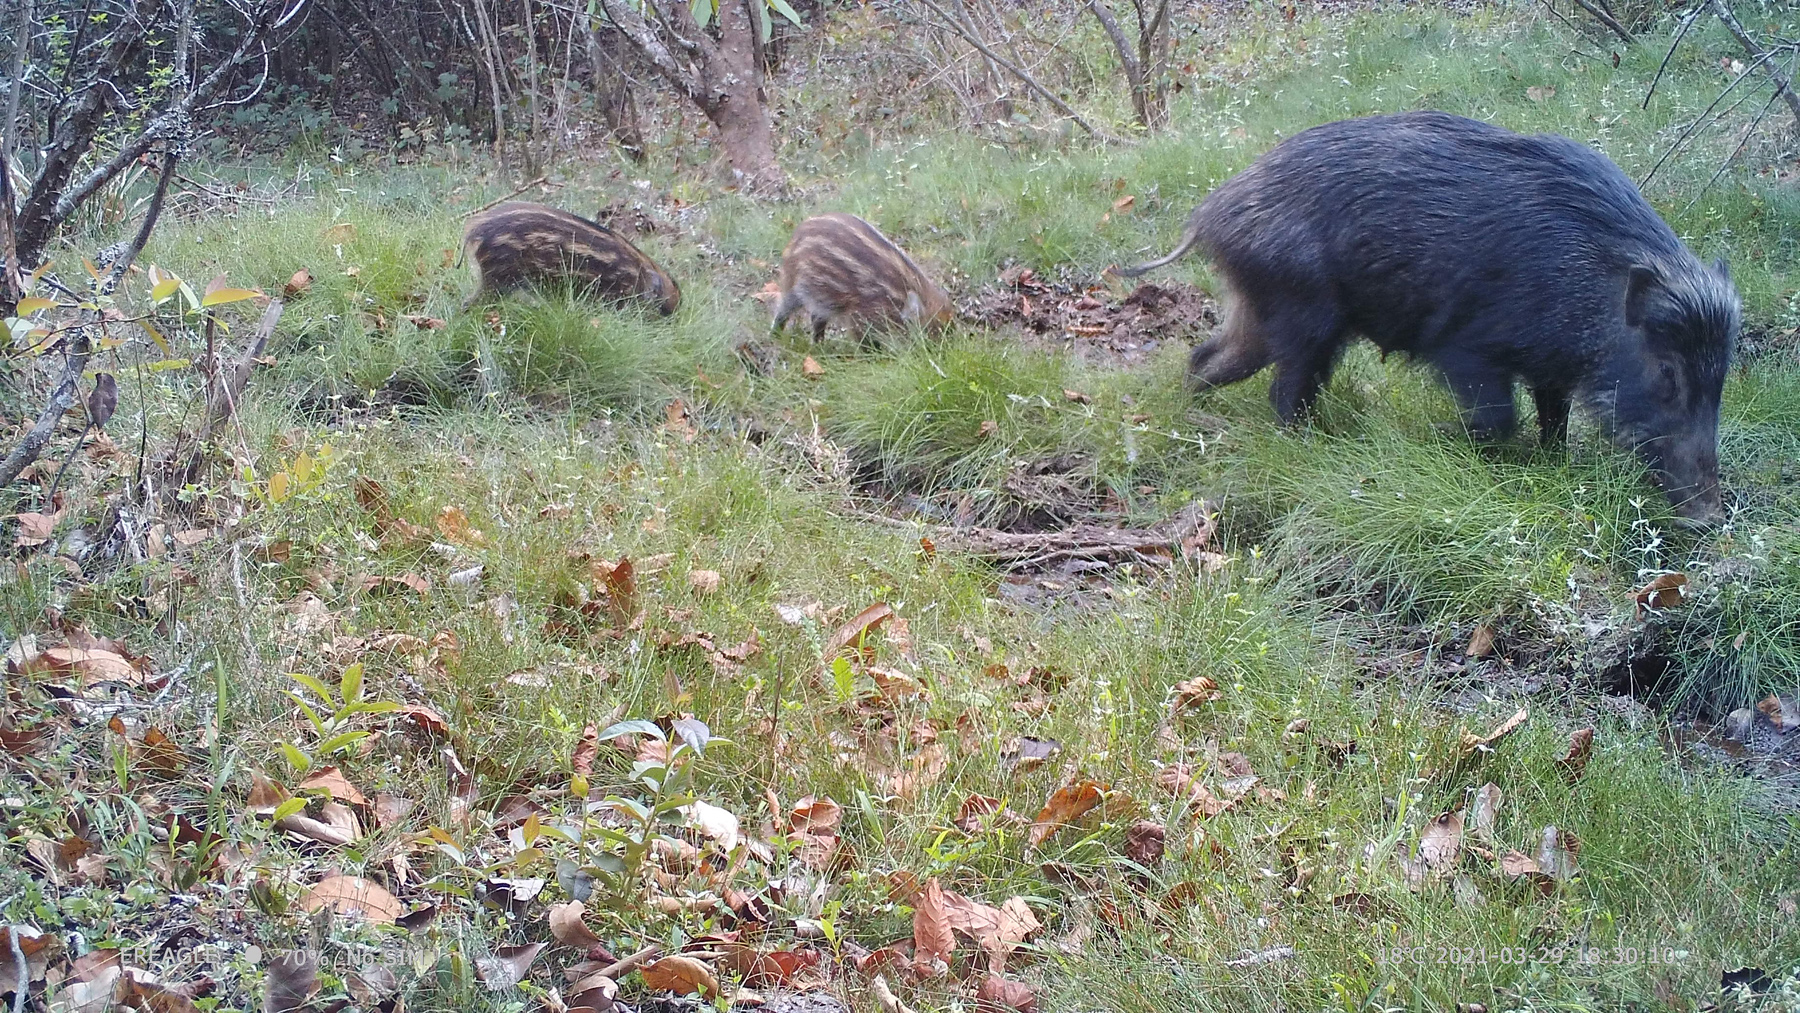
[571,723,601,776]
[824,602,893,658]
[1467,624,1495,658]
[37,645,147,684]
[1525,85,1556,102]
[912,878,955,965]
[477,943,547,991]
[1028,780,1103,848]
[662,400,699,443]
[14,510,61,548]
[1419,810,1464,874]
[790,795,843,868]
[1125,820,1166,865]
[954,794,1010,833]
[975,975,1039,1013]
[871,975,917,1013]
[277,806,359,847]
[300,875,400,924]
[1535,826,1579,882]
[263,950,320,1013]
[282,270,313,300]
[373,792,416,829]
[1556,727,1595,782]
[247,770,290,814]
[550,901,607,951]
[802,356,825,379]
[639,955,718,998]
[1169,675,1221,711]
[1456,707,1529,761]
[1155,764,1235,817]
[1633,572,1689,615]
[688,570,722,595]
[1498,849,1541,879]
[436,506,489,547]
[1062,389,1092,404]
[1471,783,1502,845]
[298,766,368,805]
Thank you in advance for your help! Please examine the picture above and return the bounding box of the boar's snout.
[1653,435,1723,528]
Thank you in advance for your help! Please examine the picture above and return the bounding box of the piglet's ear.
[1624,264,1661,328]
[901,290,925,323]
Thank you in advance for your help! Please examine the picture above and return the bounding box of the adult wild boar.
[772,213,954,342]
[1123,111,1738,525]
[462,202,681,315]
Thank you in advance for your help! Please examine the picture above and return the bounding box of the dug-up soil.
[966,264,1219,367]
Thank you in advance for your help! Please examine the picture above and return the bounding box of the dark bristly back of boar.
[772,213,953,341]
[462,202,680,315]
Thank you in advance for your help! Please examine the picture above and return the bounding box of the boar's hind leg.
[1531,386,1572,448]
[1187,301,1272,392]
[1263,303,1348,424]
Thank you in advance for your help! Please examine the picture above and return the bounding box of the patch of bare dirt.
[965,265,1219,367]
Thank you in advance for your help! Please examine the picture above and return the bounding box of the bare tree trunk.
[1134,0,1170,131]
[710,0,783,191]
[584,26,645,161]
[520,0,542,171]
[1089,0,1169,132]
[3,0,30,159]
[595,0,787,193]
[467,0,510,168]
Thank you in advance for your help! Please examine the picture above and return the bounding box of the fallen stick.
[859,500,1218,569]
[461,175,553,219]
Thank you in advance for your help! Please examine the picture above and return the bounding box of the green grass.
[7,4,1800,1012]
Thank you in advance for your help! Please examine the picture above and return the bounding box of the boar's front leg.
[1439,354,1517,442]
[1531,386,1572,448]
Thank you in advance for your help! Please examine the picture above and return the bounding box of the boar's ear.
[1624,264,1661,328]
[1712,257,1732,282]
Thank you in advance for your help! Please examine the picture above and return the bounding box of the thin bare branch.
[1708,0,1800,132]
[1571,0,1634,45]
[906,0,1127,143]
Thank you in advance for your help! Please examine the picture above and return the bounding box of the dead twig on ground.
[858,500,1217,569]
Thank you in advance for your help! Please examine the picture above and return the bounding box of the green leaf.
[289,672,336,705]
[138,318,173,355]
[271,797,307,822]
[201,287,263,307]
[278,741,312,775]
[177,281,201,312]
[831,655,855,701]
[146,358,191,373]
[318,730,371,756]
[150,278,181,302]
[597,719,663,741]
[287,693,327,734]
[690,0,713,28]
[766,0,802,26]
[14,296,55,315]
[339,661,365,704]
[342,700,402,716]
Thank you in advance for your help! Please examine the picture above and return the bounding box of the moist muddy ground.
[966,265,1220,368]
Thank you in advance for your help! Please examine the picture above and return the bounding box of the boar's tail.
[1117,214,1207,278]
